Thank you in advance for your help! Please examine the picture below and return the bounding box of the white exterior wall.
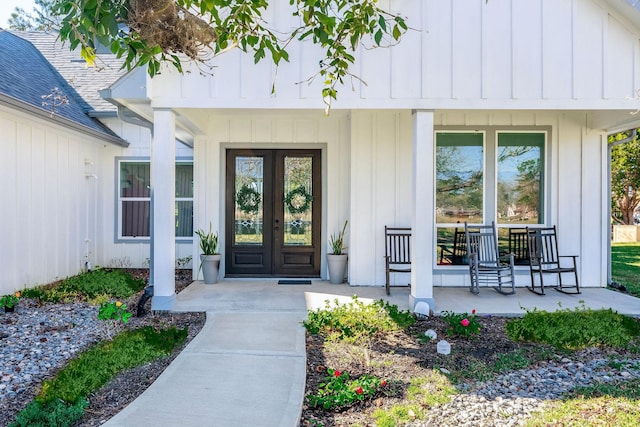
[149,0,640,112]
[348,110,607,288]
[94,117,194,269]
[0,107,103,294]
[193,111,350,280]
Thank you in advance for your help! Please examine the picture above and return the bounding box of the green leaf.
[374,29,383,45]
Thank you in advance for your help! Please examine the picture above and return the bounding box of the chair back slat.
[465,223,500,266]
[508,228,529,264]
[528,226,561,267]
[385,226,412,265]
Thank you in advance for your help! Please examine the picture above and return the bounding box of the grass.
[304,298,640,427]
[8,269,187,427]
[611,243,640,298]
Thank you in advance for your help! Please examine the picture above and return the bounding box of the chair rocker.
[465,222,516,295]
[384,226,412,296]
[526,226,580,295]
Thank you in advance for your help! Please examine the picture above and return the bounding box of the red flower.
[333,370,341,378]
[461,318,470,327]
[355,386,363,395]
[471,309,476,314]
[380,380,387,387]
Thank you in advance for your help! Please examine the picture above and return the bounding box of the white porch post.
[150,108,176,310]
[410,110,435,313]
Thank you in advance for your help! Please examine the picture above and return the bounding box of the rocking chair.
[384,226,412,296]
[526,226,580,295]
[465,222,516,295]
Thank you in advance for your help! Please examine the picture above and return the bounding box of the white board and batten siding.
[142,0,635,288]
[150,0,640,111]
[192,111,351,278]
[96,117,194,270]
[347,110,608,288]
[0,107,104,295]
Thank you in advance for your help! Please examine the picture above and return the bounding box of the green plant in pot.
[1,291,20,313]
[327,220,348,284]
[195,223,221,284]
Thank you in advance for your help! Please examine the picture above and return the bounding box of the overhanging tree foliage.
[610,131,640,225]
[44,0,407,108]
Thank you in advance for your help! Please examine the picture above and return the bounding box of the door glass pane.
[284,156,313,246]
[497,133,544,225]
[436,132,484,224]
[234,157,263,245]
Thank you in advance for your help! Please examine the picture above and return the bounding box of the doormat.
[278,279,312,285]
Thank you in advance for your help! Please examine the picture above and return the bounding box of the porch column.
[151,108,176,310]
[410,110,435,313]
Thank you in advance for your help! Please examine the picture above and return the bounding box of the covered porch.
[172,280,640,318]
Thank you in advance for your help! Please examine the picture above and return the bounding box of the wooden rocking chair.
[465,222,516,295]
[526,226,580,295]
[384,226,412,296]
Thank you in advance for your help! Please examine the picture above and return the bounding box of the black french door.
[225,149,321,276]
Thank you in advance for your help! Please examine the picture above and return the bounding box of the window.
[117,159,193,241]
[435,130,546,265]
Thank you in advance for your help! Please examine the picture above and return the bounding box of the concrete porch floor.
[173,280,640,318]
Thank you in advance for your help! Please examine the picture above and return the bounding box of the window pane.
[284,156,313,246]
[497,133,544,225]
[122,201,150,237]
[234,157,263,245]
[436,133,484,224]
[176,164,193,198]
[436,226,468,265]
[176,201,193,237]
[120,163,150,197]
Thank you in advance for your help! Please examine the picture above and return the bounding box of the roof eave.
[0,93,130,147]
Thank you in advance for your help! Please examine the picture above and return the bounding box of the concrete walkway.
[103,281,640,427]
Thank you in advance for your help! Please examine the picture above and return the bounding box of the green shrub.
[506,305,640,350]
[441,309,481,337]
[37,326,187,404]
[22,269,146,303]
[9,399,87,427]
[56,269,145,299]
[306,368,387,411]
[303,297,415,343]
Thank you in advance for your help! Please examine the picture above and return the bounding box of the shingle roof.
[13,31,126,112]
[0,30,125,143]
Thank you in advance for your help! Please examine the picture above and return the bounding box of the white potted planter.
[327,220,348,284]
[195,223,221,284]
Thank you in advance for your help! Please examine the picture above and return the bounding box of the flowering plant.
[0,292,20,309]
[306,368,387,410]
[441,309,481,337]
[98,300,132,338]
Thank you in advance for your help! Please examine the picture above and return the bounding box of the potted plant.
[327,220,348,284]
[195,223,221,284]
[1,291,20,313]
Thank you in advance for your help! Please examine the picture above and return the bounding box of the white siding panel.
[482,1,512,99]
[0,115,18,292]
[424,0,453,99]
[512,0,543,99]
[606,15,636,99]
[349,111,413,286]
[390,0,423,99]
[451,0,483,99]
[359,44,392,99]
[0,110,108,294]
[581,132,606,286]
[574,0,605,99]
[542,0,573,99]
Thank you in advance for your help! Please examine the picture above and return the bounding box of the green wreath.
[285,186,313,214]
[236,184,261,214]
